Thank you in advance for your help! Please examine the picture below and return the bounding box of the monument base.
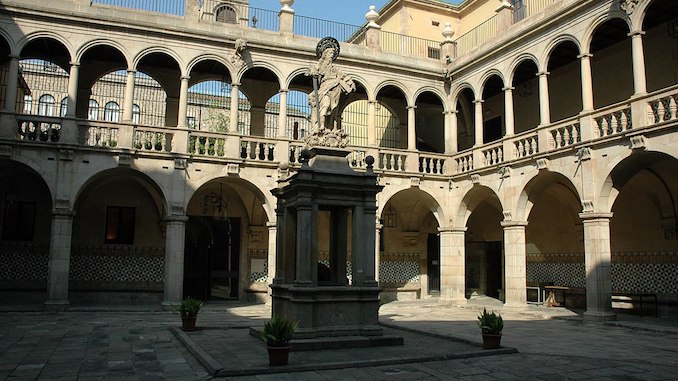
[270,284,384,339]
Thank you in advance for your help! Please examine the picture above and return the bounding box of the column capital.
[537,71,550,77]
[473,98,484,104]
[126,69,137,74]
[438,226,467,233]
[52,208,74,217]
[278,88,289,93]
[231,82,241,87]
[407,105,417,110]
[502,86,515,92]
[8,54,19,60]
[577,53,593,59]
[368,99,378,104]
[500,220,528,228]
[442,109,457,115]
[629,30,645,37]
[166,214,189,223]
[181,75,190,81]
[69,62,80,67]
[578,212,613,221]
[267,221,277,229]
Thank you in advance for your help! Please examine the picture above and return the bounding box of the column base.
[502,301,528,310]
[44,300,69,311]
[583,310,616,322]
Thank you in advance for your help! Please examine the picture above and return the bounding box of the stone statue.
[230,38,248,68]
[306,37,356,133]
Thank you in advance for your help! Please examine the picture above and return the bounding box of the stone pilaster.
[163,214,188,306]
[439,227,467,304]
[45,208,74,310]
[579,212,616,321]
[501,220,528,308]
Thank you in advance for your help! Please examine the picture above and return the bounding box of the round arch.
[76,39,132,68]
[541,34,582,72]
[581,12,632,54]
[450,82,476,106]
[515,170,581,222]
[507,54,540,85]
[375,80,411,105]
[132,46,184,75]
[186,54,236,81]
[413,86,447,110]
[17,31,75,65]
[479,69,506,95]
[235,61,284,88]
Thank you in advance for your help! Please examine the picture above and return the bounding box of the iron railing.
[293,14,363,42]
[380,30,441,59]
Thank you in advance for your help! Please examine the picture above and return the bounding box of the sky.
[249,0,392,26]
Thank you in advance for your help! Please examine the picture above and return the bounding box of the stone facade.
[0,0,676,319]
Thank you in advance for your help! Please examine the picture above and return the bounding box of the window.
[2,201,36,241]
[88,99,99,120]
[105,206,135,244]
[38,94,55,116]
[60,97,68,117]
[215,5,237,24]
[186,116,196,129]
[23,95,32,114]
[104,101,120,122]
[132,104,140,124]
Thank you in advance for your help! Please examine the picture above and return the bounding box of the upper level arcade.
[0,0,675,181]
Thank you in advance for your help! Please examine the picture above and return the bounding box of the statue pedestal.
[269,146,402,348]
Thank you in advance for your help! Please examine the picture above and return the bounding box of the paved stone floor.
[0,299,676,380]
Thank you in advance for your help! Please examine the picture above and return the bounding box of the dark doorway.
[183,216,240,300]
[427,233,441,294]
[485,241,503,299]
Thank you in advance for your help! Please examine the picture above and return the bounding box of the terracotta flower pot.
[181,316,197,331]
[481,333,502,349]
[267,345,291,366]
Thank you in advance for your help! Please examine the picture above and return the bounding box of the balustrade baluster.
[599,118,609,137]
[497,148,503,163]
[389,154,395,170]
[670,97,677,121]
[572,125,579,143]
[530,138,537,155]
[611,113,620,134]
[657,101,665,123]
[554,130,562,148]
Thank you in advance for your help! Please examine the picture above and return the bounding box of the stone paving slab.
[173,324,516,377]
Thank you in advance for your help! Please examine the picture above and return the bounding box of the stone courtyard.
[1,299,677,380]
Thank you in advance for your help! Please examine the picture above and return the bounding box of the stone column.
[279,0,295,35]
[443,110,453,153]
[579,212,616,321]
[45,208,74,310]
[375,222,382,282]
[123,69,136,123]
[439,227,467,304]
[267,222,277,281]
[367,100,376,146]
[448,109,458,153]
[163,215,188,306]
[474,99,483,146]
[277,89,288,138]
[630,31,647,96]
[295,205,314,285]
[501,221,528,308]
[177,76,189,128]
[538,71,550,126]
[579,54,594,112]
[230,83,240,133]
[173,76,190,154]
[352,204,377,287]
[66,62,80,118]
[503,86,515,136]
[407,105,416,150]
[3,55,19,112]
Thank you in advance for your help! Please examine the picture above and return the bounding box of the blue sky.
[250,0,391,26]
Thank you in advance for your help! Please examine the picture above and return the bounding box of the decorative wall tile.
[69,254,164,282]
[379,261,419,283]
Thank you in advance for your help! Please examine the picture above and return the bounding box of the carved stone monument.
[267,38,402,348]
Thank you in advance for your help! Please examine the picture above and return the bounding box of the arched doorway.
[184,178,269,302]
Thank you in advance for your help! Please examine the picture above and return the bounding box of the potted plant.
[259,314,298,366]
[477,307,503,349]
[179,297,203,331]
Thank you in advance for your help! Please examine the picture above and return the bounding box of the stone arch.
[515,170,581,222]
[456,185,503,227]
[414,86,447,110]
[581,12,633,54]
[186,54,236,81]
[375,80,411,106]
[17,31,74,68]
[186,175,274,223]
[542,34,582,72]
[76,39,132,67]
[235,60,284,88]
[132,46,184,75]
[507,54,540,85]
[479,69,506,96]
[450,82,476,106]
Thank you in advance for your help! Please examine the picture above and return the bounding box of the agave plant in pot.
[259,314,298,366]
[179,297,203,331]
[477,307,503,349]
